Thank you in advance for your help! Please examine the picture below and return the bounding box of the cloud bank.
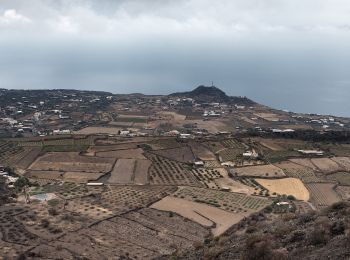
[0,0,350,116]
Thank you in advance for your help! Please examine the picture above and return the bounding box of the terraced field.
[306,183,341,209]
[146,153,201,187]
[274,161,321,183]
[173,187,271,214]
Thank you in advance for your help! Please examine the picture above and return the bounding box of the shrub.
[48,208,58,216]
[330,221,345,236]
[307,228,329,246]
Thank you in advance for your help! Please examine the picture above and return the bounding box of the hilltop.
[170,85,255,105]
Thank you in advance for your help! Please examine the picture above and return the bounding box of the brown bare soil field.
[274,161,320,183]
[311,158,343,173]
[255,178,310,201]
[63,171,105,182]
[96,148,146,159]
[234,164,285,178]
[25,170,64,180]
[89,143,140,152]
[189,142,216,160]
[108,159,135,184]
[289,158,319,171]
[331,157,350,171]
[325,172,350,185]
[151,196,245,236]
[151,146,195,163]
[29,152,115,173]
[258,139,285,151]
[335,185,350,200]
[306,183,341,209]
[133,159,151,185]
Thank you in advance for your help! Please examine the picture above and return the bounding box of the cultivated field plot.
[151,146,195,163]
[190,168,224,189]
[329,145,350,157]
[204,160,222,168]
[96,148,146,159]
[0,141,26,166]
[189,142,216,160]
[29,152,115,173]
[310,158,343,173]
[66,186,176,220]
[203,141,226,154]
[257,138,285,151]
[221,139,245,149]
[263,150,300,163]
[146,153,201,186]
[218,148,244,162]
[255,178,310,201]
[108,159,135,184]
[326,172,350,185]
[234,164,286,178]
[335,185,350,200]
[27,170,104,183]
[289,158,319,171]
[331,157,350,171]
[306,183,341,209]
[17,136,96,147]
[151,196,244,236]
[15,147,42,169]
[274,161,321,183]
[89,142,141,152]
[74,126,129,135]
[108,159,151,184]
[134,159,152,185]
[173,187,271,214]
[148,138,182,150]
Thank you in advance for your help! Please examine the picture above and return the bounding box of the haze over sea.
[1,0,350,117]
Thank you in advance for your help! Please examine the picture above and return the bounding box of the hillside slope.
[176,201,350,260]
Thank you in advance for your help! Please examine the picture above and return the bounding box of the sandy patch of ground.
[255,178,310,201]
[151,196,246,236]
[234,164,286,177]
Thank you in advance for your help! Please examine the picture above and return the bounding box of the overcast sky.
[0,0,350,116]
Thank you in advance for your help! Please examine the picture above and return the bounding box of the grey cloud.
[0,0,350,116]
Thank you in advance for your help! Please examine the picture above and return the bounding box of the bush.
[287,195,296,201]
[48,208,58,216]
[307,228,329,246]
[330,221,345,236]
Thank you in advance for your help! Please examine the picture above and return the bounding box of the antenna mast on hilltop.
[211,81,214,87]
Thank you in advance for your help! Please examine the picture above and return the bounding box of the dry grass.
[255,178,310,201]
